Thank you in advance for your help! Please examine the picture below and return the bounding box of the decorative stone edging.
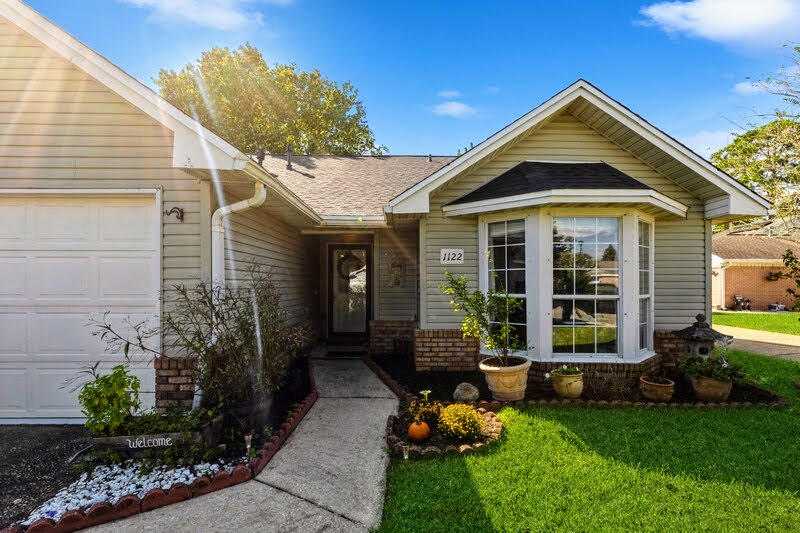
[364,357,787,410]
[2,358,318,533]
[385,409,503,459]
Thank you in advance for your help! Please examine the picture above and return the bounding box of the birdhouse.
[673,314,732,357]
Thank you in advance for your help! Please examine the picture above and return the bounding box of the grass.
[713,311,800,336]
[379,349,800,532]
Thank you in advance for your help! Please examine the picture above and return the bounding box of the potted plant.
[440,271,531,401]
[545,365,583,399]
[679,354,744,402]
[639,375,675,402]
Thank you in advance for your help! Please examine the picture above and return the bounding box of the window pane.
[639,298,648,325]
[639,270,650,294]
[507,245,525,269]
[573,299,595,325]
[506,220,525,244]
[509,298,526,324]
[488,222,506,247]
[597,244,618,269]
[489,247,506,269]
[552,327,573,353]
[596,269,619,295]
[553,244,574,268]
[640,324,648,351]
[553,217,574,240]
[639,221,650,246]
[490,270,505,292]
[510,324,527,349]
[638,245,649,267]
[574,269,594,295]
[552,299,573,325]
[574,327,595,353]
[575,244,596,269]
[596,218,619,243]
[553,269,573,295]
[596,300,618,327]
[507,270,526,294]
[596,328,617,353]
[574,218,596,244]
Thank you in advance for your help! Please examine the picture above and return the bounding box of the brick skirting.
[154,357,195,409]
[654,330,688,371]
[413,328,479,372]
[528,354,663,395]
[370,320,417,355]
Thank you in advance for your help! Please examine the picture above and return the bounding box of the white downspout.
[194,182,267,410]
[211,182,268,287]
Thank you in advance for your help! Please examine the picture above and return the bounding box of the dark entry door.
[328,244,371,342]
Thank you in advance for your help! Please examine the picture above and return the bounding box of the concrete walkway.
[91,359,398,532]
[715,324,800,362]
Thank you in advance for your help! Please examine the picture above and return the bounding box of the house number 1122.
[440,248,464,264]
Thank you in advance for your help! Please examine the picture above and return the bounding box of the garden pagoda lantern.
[673,314,732,357]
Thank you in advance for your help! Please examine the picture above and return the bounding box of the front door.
[328,244,371,343]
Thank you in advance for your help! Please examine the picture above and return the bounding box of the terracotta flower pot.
[690,376,733,402]
[479,357,532,401]
[552,372,583,399]
[639,375,675,402]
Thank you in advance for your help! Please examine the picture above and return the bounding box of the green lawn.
[713,311,800,336]
[379,350,800,532]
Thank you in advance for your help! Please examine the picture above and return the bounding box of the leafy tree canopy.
[155,44,385,156]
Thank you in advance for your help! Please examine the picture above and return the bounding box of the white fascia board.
[388,80,771,216]
[441,189,688,218]
[316,215,388,228]
[0,0,249,172]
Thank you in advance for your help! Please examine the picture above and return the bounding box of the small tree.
[439,271,528,367]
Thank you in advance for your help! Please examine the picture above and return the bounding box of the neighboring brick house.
[712,233,800,311]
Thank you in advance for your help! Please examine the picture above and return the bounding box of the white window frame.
[638,220,655,354]
[478,207,655,363]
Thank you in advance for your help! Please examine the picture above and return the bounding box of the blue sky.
[25,0,800,157]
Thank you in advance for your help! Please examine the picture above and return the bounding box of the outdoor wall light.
[164,206,185,222]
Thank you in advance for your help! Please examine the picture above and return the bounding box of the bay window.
[480,210,655,362]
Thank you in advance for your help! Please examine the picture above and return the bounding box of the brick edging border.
[385,409,503,458]
[3,358,319,533]
[363,357,787,410]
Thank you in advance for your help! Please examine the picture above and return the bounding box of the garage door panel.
[0,312,28,354]
[0,194,159,419]
[0,257,26,296]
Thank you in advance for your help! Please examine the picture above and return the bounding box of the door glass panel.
[331,248,367,334]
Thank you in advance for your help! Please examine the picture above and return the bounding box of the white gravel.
[21,457,244,526]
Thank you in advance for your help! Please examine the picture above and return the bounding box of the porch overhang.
[441,188,688,218]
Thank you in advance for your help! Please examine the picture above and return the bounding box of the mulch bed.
[0,426,91,528]
[369,354,786,408]
[1,357,318,533]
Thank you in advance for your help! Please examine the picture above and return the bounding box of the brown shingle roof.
[259,155,455,217]
[712,235,800,260]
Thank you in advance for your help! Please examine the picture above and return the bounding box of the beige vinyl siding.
[0,17,204,292]
[424,112,706,331]
[375,224,418,321]
[223,205,315,326]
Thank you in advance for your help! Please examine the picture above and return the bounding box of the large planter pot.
[639,375,675,402]
[552,373,584,399]
[690,376,733,402]
[479,356,532,401]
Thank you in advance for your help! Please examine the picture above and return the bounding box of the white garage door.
[0,194,159,420]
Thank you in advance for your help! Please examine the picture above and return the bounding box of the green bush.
[79,365,141,436]
[679,354,745,382]
[438,403,484,442]
[408,400,443,428]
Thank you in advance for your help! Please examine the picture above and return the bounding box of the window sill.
[480,350,658,364]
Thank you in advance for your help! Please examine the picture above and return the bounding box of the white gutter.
[211,182,268,287]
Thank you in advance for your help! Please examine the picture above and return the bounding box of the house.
[0,0,770,422]
[712,227,800,310]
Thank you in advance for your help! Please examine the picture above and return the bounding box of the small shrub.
[545,364,582,379]
[408,400,443,428]
[679,354,745,382]
[438,404,484,442]
[78,364,141,436]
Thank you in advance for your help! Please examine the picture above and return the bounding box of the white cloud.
[437,89,462,98]
[679,129,734,158]
[639,0,800,47]
[119,0,292,30]
[483,86,501,95]
[432,101,478,118]
[732,81,764,95]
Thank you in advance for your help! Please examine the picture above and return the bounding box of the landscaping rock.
[453,382,480,402]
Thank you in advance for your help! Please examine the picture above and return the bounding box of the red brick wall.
[527,354,662,391]
[654,330,687,371]
[723,266,795,310]
[154,357,195,409]
[370,320,417,355]
[413,329,479,371]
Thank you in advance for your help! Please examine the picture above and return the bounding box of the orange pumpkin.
[408,420,430,442]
